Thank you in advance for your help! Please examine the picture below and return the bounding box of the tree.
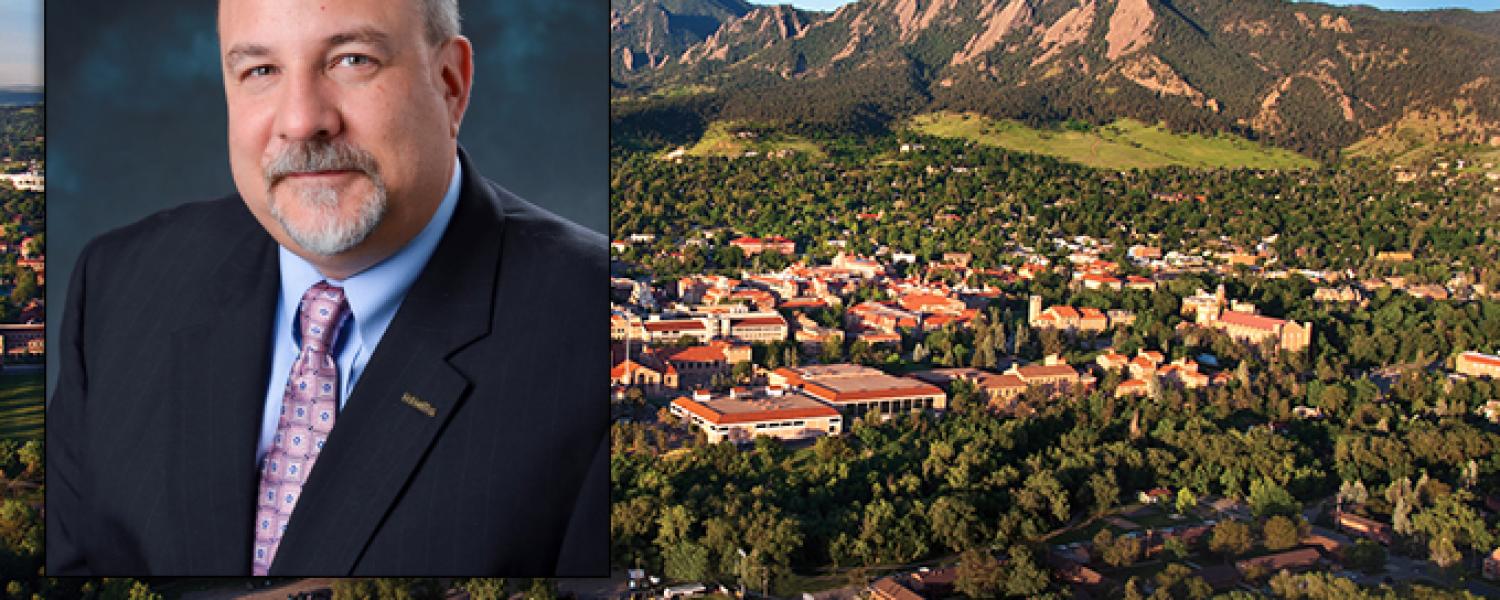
[126,582,161,600]
[460,579,507,600]
[1104,533,1142,567]
[524,579,558,600]
[1209,520,1252,558]
[929,496,981,553]
[662,541,711,582]
[1175,488,1198,515]
[1248,478,1298,518]
[1343,539,1386,574]
[1427,535,1461,570]
[956,549,1004,598]
[1087,471,1119,517]
[1003,546,1050,597]
[333,580,379,600]
[1262,515,1300,551]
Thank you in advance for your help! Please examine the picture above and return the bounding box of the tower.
[1029,294,1042,323]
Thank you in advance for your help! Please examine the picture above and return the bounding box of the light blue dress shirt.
[256,158,463,464]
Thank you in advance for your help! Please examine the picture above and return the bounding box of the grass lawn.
[670,121,828,161]
[907,112,1317,171]
[0,370,43,440]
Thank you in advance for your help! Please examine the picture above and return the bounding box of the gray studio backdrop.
[45,1,605,385]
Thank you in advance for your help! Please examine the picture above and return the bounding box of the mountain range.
[0,86,43,107]
[611,0,1500,159]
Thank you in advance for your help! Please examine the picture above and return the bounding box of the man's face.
[219,0,469,271]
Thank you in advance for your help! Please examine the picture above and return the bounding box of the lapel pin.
[401,392,437,417]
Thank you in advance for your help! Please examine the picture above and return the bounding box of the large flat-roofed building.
[1457,351,1500,378]
[770,364,947,418]
[670,387,842,444]
[0,323,44,357]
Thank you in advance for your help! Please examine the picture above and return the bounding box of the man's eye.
[244,65,276,79]
[334,55,376,68]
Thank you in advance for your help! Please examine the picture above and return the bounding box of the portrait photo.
[45,0,608,577]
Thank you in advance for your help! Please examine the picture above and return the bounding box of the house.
[1125,276,1158,291]
[868,577,924,600]
[1336,511,1393,545]
[831,253,887,278]
[1138,488,1173,504]
[730,235,796,256]
[1116,378,1150,397]
[1456,351,1500,378]
[1096,352,1129,371]
[1235,547,1321,577]
[1484,547,1500,581]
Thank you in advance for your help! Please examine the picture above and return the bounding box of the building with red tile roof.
[1212,310,1313,354]
[670,387,842,444]
[659,341,752,388]
[771,364,947,418]
[730,235,796,256]
[1457,351,1500,378]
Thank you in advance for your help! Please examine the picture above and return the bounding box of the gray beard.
[270,180,388,256]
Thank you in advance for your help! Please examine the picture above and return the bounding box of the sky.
[0,0,41,87]
[771,0,1500,11]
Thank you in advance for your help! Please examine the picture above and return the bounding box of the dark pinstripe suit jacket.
[47,152,608,576]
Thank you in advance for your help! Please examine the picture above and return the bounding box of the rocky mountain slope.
[613,0,1500,158]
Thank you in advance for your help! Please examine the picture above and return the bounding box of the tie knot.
[298,281,348,354]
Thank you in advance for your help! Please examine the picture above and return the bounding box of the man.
[47,0,606,576]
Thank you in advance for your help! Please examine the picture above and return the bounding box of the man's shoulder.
[83,196,262,262]
[478,178,605,275]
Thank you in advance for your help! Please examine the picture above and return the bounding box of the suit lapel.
[169,228,280,573]
[270,155,505,575]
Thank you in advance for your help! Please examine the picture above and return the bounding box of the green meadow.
[907,111,1317,171]
[0,370,43,440]
[668,120,828,161]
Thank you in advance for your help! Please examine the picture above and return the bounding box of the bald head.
[219,0,460,46]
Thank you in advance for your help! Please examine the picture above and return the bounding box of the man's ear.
[436,36,474,139]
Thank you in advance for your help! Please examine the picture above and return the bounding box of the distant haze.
[0,0,42,86]
[766,0,1500,11]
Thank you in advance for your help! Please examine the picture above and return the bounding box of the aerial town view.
[0,0,44,593]
[610,0,1500,598]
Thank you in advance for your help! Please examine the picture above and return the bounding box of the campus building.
[669,386,842,444]
[1456,351,1500,379]
[770,364,947,418]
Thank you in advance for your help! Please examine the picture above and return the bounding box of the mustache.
[263,140,381,188]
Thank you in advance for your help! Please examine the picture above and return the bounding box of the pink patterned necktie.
[252,281,349,575]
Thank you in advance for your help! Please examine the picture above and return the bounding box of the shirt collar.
[279,156,464,349]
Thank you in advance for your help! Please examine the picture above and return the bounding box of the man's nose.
[276,75,342,141]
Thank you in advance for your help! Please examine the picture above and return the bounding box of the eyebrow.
[223,27,395,69]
